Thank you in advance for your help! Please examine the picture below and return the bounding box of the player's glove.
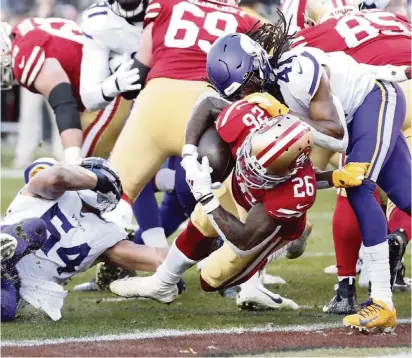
[245,92,289,116]
[332,162,370,188]
[101,59,141,99]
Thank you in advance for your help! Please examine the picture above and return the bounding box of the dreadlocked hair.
[247,9,296,103]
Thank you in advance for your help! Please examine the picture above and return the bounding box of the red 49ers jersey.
[215,99,317,236]
[293,9,412,66]
[11,18,85,110]
[144,0,258,82]
[215,99,271,157]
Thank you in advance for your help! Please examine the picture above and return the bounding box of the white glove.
[189,156,214,202]
[101,59,141,99]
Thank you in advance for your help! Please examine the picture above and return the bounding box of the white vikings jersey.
[80,1,143,110]
[274,46,375,123]
[3,189,126,320]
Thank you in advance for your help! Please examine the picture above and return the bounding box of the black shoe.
[393,262,411,292]
[96,262,136,290]
[388,229,408,289]
[323,277,357,315]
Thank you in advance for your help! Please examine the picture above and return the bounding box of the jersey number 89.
[335,10,410,48]
[165,2,239,53]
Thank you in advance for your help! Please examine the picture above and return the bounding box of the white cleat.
[263,274,286,285]
[110,275,178,304]
[1,233,18,262]
[236,283,299,311]
[324,265,338,274]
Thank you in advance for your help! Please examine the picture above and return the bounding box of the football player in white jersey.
[1,157,170,322]
[202,13,410,332]
[80,0,148,111]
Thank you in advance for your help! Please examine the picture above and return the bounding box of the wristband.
[64,146,82,165]
[201,197,220,214]
[182,144,198,157]
[94,173,110,193]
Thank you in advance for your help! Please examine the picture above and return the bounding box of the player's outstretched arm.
[101,240,168,272]
[34,58,83,164]
[26,165,98,200]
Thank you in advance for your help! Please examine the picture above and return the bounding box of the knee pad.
[200,243,259,290]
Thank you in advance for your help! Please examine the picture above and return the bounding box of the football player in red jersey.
[107,0,261,225]
[289,0,412,311]
[0,18,132,164]
[110,92,364,309]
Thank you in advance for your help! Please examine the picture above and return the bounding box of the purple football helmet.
[207,33,275,100]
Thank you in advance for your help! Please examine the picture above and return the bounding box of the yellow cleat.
[343,298,397,333]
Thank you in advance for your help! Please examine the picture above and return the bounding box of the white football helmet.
[305,0,360,26]
[0,22,13,89]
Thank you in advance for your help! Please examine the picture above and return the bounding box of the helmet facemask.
[108,0,145,21]
[225,39,276,101]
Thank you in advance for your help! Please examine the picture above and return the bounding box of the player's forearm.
[28,165,98,199]
[102,241,168,271]
[185,92,231,148]
[205,203,275,254]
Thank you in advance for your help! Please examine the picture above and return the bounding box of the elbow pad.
[48,83,81,133]
[308,95,348,153]
[121,58,150,100]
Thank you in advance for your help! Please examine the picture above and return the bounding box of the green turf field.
[1,172,411,341]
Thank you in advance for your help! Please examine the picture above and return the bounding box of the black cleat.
[177,279,187,295]
[392,262,411,292]
[388,229,408,289]
[323,277,357,315]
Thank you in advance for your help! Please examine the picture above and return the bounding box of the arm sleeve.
[144,0,163,28]
[79,33,113,111]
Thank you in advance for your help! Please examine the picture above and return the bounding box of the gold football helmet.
[305,0,360,27]
[236,114,313,189]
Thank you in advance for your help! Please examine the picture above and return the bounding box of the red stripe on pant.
[86,97,121,157]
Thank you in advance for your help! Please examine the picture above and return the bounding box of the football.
[198,126,235,184]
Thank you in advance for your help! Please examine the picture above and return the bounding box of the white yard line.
[2,318,411,347]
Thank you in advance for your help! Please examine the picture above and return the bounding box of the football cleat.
[0,233,18,262]
[343,298,397,333]
[323,277,357,315]
[110,274,179,304]
[262,274,287,285]
[95,262,136,290]
[388,229,408,289]
[286,222,312,259]
[392,262,411,292]
[236,283,299,311]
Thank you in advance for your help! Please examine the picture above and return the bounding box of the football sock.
[155,241,197,286]
[333,194,362,277]
[363,241,393,310]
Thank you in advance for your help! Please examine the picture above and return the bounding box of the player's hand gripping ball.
[332,162,370,188]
